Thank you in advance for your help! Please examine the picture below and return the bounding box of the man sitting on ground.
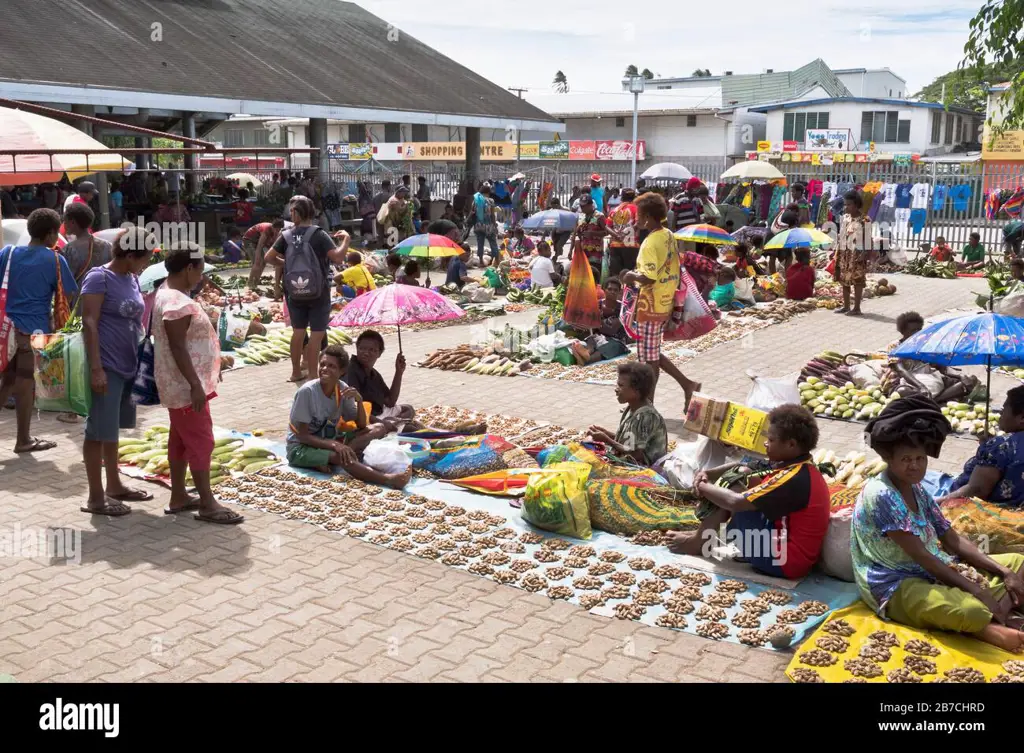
[287,344,409,488]
[664,405,830,580]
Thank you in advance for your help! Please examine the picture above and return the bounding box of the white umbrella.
[640,162,692,181]
[227,172,263,188]
[720,161,785,181]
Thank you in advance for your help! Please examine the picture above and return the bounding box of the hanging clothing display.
[767,184,787,219]
[759,184,772,221]
[910,183,930,210]
[894,183,913,209]
[932,184,949,211]
[816,190,832,227]
[949,184,972,212]
[868,192,884,222]
[909,208,927,234]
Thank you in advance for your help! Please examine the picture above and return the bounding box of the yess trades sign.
[539,141,570,159]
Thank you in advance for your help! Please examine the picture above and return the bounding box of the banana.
[242,460,278,473]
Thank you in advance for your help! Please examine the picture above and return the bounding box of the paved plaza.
[0,274,1009,682]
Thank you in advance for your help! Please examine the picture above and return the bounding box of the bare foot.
[315,465,332,474]
[665,530,705,556]
[979,623,1024,653]
[386,467,413,490]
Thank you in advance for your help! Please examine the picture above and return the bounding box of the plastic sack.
[363,439,413,475]
[664,270,717,341]
[655,436,745,490]
[462,283,493,303]
[817,506,855,582]
[996,285,1024,319]
[521,461,593,540]
[733,277,756,304]
[31,332,92,416]
[527,331,576,363]
[849,360,885,389]
[482,268,502,289]
[744,371,801,413]
[886,248,909,266]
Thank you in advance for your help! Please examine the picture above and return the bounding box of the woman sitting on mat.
[939,386,1024,508]
[587,362,668,467]
[287,344,410,489]
[885,312,978,402]
[664,405,830,579]
[852,394,1024,652]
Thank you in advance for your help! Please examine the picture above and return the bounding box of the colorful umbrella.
[764,228,834,249]
[395,233,464,285]
[0,106,131,185]
[891,311,1024,429]
[674,223,736,245]
[330,283,464,352]
[521,209,578,233]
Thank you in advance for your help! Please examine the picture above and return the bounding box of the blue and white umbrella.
[521,209,578,233]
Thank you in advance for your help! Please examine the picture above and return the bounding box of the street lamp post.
[628,75,645,187]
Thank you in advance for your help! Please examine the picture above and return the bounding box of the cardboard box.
[684,394,729,439]
[719,403,771,454]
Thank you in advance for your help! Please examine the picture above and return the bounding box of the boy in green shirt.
[959,232,985,270]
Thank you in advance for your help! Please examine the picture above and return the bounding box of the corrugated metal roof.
[721,59,851,107]
[524,89,722,116]
[0,0,558,125]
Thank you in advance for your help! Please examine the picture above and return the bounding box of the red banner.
[782,141,799,152]
[594,140,646,161]
[569,141,596,160]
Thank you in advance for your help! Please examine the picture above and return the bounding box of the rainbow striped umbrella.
[764,228,834,249]
[395,233,463,258]
[673,223,736,245]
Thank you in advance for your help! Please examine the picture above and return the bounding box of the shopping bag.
[664,269,716,341]
[619,284,640,340]
[825,255,836,277]
[521,461,593,539]
[31,331,92,416]
[218,307,251,350]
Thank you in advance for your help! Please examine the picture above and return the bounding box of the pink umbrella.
[330,283,465,352]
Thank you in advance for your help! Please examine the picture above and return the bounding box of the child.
[930,235,954,262]
[398,259,421,286]
[232,188,254,227]
[287,345,411,489]
[509,227,535,258]
[733,242,764,278]
[852,396,1024,652]
[385,252,402,280]
[709,266,737,309]
[336,251,377,298]
[529,241,560,288]
[786,249,815,300]
[664,404,831,579]
[960,232,985,270]
[154,245,243,524]
[221,226,243,264]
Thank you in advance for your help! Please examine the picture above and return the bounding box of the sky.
[359,1,983,99]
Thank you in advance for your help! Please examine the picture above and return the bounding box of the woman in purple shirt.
[80,227,154,516]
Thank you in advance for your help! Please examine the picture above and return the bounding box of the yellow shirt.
[340,264,376,292]
[635,227,679,320]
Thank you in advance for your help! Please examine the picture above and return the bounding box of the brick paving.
[0,274,1009,682]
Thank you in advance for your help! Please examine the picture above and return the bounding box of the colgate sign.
[569,141,596,160]
[595,140,646,161]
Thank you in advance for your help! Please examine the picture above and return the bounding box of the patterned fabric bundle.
[587,479,698,534]
[941,496,1024,554]
[414,434,516,480]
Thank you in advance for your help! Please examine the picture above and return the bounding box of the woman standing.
[80,228,153,516]
[834,191,873,317]
[623,192,700,406]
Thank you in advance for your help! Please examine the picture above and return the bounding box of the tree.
[964,0,1024,133]
[692,68,712,77]
[624,64,638,77]
[552,70,569,93]
[915,61,1020,113]
[641,68,654,80]
[101,135,180,167]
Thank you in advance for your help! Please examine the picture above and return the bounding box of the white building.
[833,68,908,99]
[750,97,981,156]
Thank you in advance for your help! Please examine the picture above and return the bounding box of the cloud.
[358,0,981,100]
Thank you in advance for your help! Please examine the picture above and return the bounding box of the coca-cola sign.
[595,140,646,161]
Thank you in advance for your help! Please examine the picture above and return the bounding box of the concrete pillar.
[71,104,110,229]
[465,127,481,190]
[134,136,148,171]
[309,117,328,179]
[182,112,197,196]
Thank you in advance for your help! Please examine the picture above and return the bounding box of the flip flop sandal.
[81,502,132,517]
[164,502,201,515]
[14,438,57,453]
[108,489,154,502]
[194,509,245,525]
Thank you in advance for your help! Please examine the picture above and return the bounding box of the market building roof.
[524,89,723,117]
[0,0,562,132]
[749,96,980,117]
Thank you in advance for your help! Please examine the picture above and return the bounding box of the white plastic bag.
[363,439,412,475]
[886,248,909,266]
[655,436,745,490]
[996,285,1024,319]
[818,507,855,582]
[527,331,576,363]
[849,360,885,389]
[744,371,801,413]
[462,283,494,303]
[733,277,756,304]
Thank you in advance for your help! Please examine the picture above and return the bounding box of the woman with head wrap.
[852,394,1024,652]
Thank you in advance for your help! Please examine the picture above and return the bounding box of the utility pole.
[508,87,526,169]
